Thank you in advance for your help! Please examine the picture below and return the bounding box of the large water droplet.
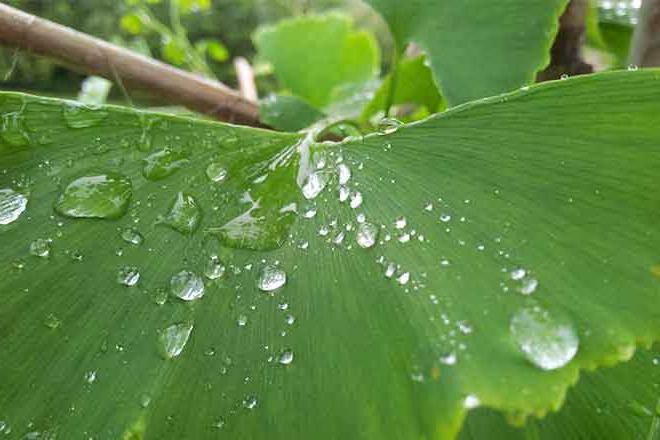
[170,270,205,301]
[118,265,140,287]
[55,173,132,219]
[160,322,193,359]
[204,255,226,280]
[143,148,189,181]
[29,238,51,258]
[302,171,328,199]
[0,188,28,225]
[206,162,228,183]
[510,305,579,370]
[258,265,286,292]
[161,192,201,234]
[356,222,378,248]
[62,102,108,128]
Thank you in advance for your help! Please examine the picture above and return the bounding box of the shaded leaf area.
[459,345,660,439]
[365,0,568,105]
[0,70,659,440]
[259,95,325,132]
[361,55,444,123]
[253,13,380,109]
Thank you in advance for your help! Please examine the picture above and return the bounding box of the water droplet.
[258,265,286,292]
[243,395,258,410]
[237,314,248,327]
[213,417,225,429]
[377,117,403,134]
[355,222,378,248]
[510,268,526,281]
[425,202,433,211]
[397,272,410,285]
[1,110,30,147]
[385,263,396,278]
[278,349,294,365]
[395,217,407,229]
[140,394,151,408]
[63,102,108,128]
[160,322,193,359]
[398,233,410,243]
[440,214,451,223]
[510,306,579,370]
[44,313,61,329]
[302,206,317,218]
[118,265,140,287]
[302,171,328,199]
[121,227,143,245]
[349,191,363,209]
[55,173,132,219]
[204,256,226,280]
[439,352,457,365]
[339,186,350,202]
[161,192,201,234]
[206,162,228,183]
[0,188,28,225]
[84,370,97,384]
[170,270,205,301]
[520,277,539,295]
[29,238,51,258]
[142,148,189,181]
[337,163,351,185]
[440,259,451,267]
[285,314,295,325]
[464,395,480,409]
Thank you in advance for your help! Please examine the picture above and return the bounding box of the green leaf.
[121,14,145,35]
[362,55,444,123]
[161,37,187,66]
[253,13,380,109]
[195,39,230,63]
[1,70,659,439]
[365,0,569,105]
[259,95,326,132]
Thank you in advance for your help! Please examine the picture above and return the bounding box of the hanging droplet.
[510,305,579,370]
[356,222,378,248]
[142,148,189,181]
[258,265,286,292]
[204,255,226,280]
[121,227,143,245]
[160,322,193,359]
[161,192,201,234]
[349,191,363,209]
[170,270,205,301]
[29,238,51,258]
[0,188,28,225]
[278,349,294,365]
[55,173,132,219]
[62,102,108,128]
[206,162,228,183]
[117,265,140,287]
[302,171,328,199]
[337,163,351,185]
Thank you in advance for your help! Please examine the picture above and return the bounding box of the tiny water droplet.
[118,266,140,287]
[140,394,151,408]
[520,277,539,295]
[424,202,433,211]
[237,314,248,327]
[464,395,480,409]
[63,102,108,128]
[0,188,28,225]
[243,395,258,410]
[440,214,451,223]
[337,163,351,185]
[258,265,286,292]
[29,238,51,258]
[84,370,97,384]
[349,191,363,209]
[278,349,294,365]
[213,417,225,429]
[339,186,350,202]
[439,352,457,365]
[206,163,228,183]
[44,313,61,329]
[356,222,378,248]
[395,217,407,229]
[510,268,526,281]
[170,270,205,301]
[397,272,410,285]
[142,148,189,181]
[510,305,579,370]
[160,322,193,359]
[1,110,30,147]
[204,256,226,280]
[302,171,328,199]
[385,263,396,278]
[121,227,143,245]
[55,173,132,219]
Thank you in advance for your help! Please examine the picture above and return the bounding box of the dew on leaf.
[520,277,539,295]
[237,314,248,327]
[258,265,286,292]
[55,173,132,219]
[44,313,61,329]
[302,171,328,200]
[204,256,226,280]
[510,268,526,281]
[464,395,480,409]
[170,270,205,301]
[121,227,143,245]
[29,238,51,258]
[117,266,140,287]
[395,217,407,229]
[356,222,378,248]
[84,370,97,384]
[385,263,396,278]
[440,214,451,223]
[161,192,201,234]
[142,148,189,181]
[62,102,108,128]
[337,163,351,185]
[339,186,350,202]
[510,305,579,370]
[1,111,30,147]
[397,272,410,285]
[439,352,457,365]
[0,188,28,225]
[349,191,363,209]
[206,162,228,183]
[278,349,294,365]
[243,395,258,410]
[160,322,193,359]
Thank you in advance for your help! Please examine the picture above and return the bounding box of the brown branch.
[537,0,593,81]
[0,3,262,127]
[233,56,258,103]
[629,0,660,67]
